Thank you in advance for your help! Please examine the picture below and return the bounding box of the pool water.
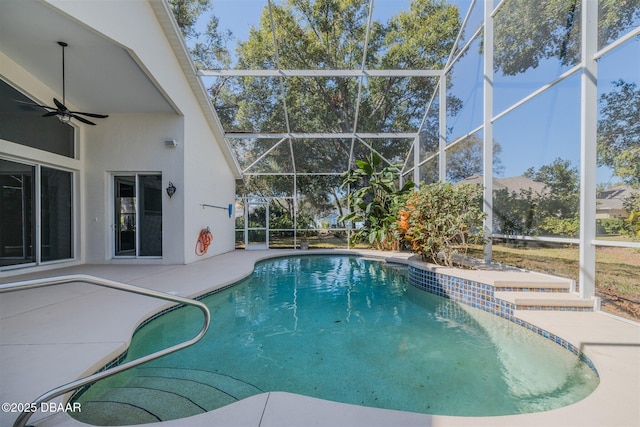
[73,256,598,425]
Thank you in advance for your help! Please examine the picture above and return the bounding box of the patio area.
[1,249,638,427]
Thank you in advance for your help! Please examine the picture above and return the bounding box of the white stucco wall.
[1,0,237,272]
[83,113,186,264]
[50,0,238,262]
[182,106,237,263]
[82,112,236,264]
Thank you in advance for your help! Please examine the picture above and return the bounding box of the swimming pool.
[72,255,598,425]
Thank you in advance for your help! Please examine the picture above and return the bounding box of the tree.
[214,0,461,222]
[597,80,640,187]
[168,1,487,236]
[168,0,210,38]
[493,187,539,235]
[227,0,460,136]
[445,134,504,182]
[168,0,232,69]
[493,0,639,76]
[523,158,580,236]
[524,158,578,196]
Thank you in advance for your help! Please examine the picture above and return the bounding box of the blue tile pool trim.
[408,265,598,374]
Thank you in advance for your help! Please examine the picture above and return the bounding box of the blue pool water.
[73,256,598,425]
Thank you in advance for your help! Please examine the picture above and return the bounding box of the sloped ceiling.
[0,0,175,114]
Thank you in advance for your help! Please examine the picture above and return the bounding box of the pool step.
[135,366,264,400]
[73,366,263,425]
[493,279,573,292]
[76,400,160,424]
[76,387,202,424]
[495,291,596,311]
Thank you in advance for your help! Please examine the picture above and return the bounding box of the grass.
[468,244,640,292]
[468,242,640,320]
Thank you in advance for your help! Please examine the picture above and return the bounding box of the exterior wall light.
[166,181,176,198]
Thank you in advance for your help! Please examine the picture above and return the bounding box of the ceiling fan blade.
[70,111,109,119]
[70,113,97,125]
[13,99,55,110]
[53,98,67,111]
[42,111,59,117]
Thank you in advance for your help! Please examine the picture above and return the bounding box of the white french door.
[114,174,162,257]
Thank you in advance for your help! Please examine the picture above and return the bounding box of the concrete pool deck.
[1,249,639,427]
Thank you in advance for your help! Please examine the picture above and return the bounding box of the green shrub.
[398,182,486,266]
[624,194,640,240]
[596,218,627,236]
[339,153,414,250]
[538,216,580,237]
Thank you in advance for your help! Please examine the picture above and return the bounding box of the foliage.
[597,0,640,47]
[597,80,640,187]
[445,134,504,182]
[398,182,485,266]
[493,187,539,235]
[339,154,414,250]
[523,158,580,237]
[493,0,639,76]
[524,158,579,198]
[493,0,581,75]
[168,0,232,69]
[597,218,627,236]
[168,0,210,37]
[248,203,315,231]
[624,194,640,239]
[538,216,580,237]
[227,0,460,134]
[214,0,461,216]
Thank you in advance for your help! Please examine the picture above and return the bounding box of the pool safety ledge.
[406,257,598,372]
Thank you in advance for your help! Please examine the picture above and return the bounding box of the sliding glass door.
[0,159,73,268]
[114,174,162,257]
[41,167,73,261]
[0,160,34,266]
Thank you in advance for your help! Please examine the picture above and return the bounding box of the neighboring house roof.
[457,175,548,195]
[596,185,637,212]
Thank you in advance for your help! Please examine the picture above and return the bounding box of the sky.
[198,0,639,186]
[205,0,412,58]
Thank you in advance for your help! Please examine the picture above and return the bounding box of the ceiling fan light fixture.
[57,113,72,124]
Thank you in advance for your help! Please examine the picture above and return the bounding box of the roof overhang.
[0,0,242,179]
[0,0,176,115]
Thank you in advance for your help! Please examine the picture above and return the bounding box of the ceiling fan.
[20,41,109,125]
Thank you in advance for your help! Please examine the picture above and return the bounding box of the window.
[0,80,75,158]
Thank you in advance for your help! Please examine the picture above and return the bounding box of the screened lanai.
[190,0,639,302]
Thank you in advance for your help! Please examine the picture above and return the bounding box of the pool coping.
[1,249,639,427]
